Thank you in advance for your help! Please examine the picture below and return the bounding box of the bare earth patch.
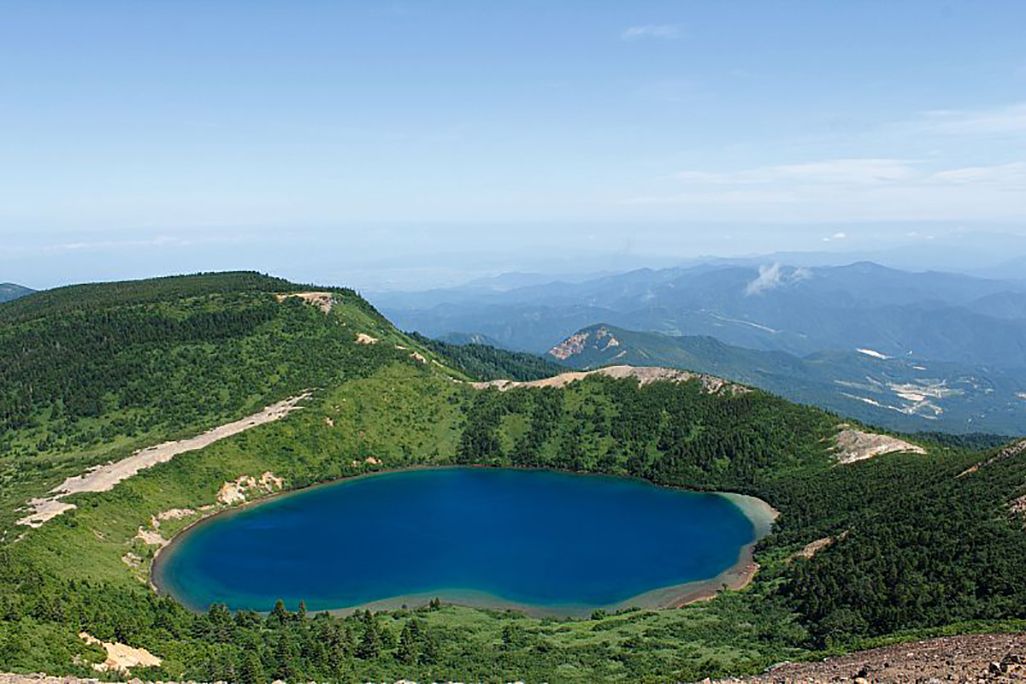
[1013,494,1026,521]
[548,331,591,360]
[78,633,161,673]
[18,394,309,528]
[960,439,1026,478]
[151,508,194,527]
[791,531,849,561]
[473,364,747,395]
[133,528,167,548]
[274,291,334,312]
[832,425,926,464]
[216,472,284,506]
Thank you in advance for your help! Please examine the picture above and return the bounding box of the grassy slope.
[0,273,462,533]
[2,273,1025,682]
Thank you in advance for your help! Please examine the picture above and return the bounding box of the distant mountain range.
[0,283,33,303]
[373,261,1026,368]
[372,260,1026,434]
[548,324,1026,436]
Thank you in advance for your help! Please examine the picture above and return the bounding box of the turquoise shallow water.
[153,467,757,613]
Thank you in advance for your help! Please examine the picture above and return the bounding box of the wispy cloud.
[621,24,680,41]
[675,159,917,186]
[745,263,811,296]
[626,158,1026,221]
[917,102,1026,135]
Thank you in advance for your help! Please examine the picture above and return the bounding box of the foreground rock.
[710,632,1026,683]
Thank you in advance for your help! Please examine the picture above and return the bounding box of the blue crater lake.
[153,467,770,615]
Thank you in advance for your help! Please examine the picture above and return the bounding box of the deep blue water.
[154,467,756,612]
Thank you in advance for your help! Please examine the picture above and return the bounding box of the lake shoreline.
[151,465,780,616]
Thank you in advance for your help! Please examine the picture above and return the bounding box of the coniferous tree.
[356,611,382,660]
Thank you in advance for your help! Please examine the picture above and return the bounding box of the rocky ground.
[711,633,1026,683]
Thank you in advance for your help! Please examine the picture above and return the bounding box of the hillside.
[0,283,33,303]
[406,331,565,381]
[2,273,1026,683]
[550,324,1026,436]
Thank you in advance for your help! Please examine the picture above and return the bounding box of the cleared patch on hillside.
[216,472,284,505]
[78,632,161,673]
[959,439,1026,478]
[832,425,926,464]
[791,531,849,561]
[472,364,747,395]
[274,291,334,312]
[549,326,622,361]
[17,395,308,528]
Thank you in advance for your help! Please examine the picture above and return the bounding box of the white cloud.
[621,24,680,41]
[823,231,848,242]
[627,158,1026,222]
[676,159,917,186]
[745,263,811,296]
[929,161,1026,185]
[918,102,1026,135]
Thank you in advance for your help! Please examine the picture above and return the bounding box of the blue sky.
[1,1,1025,288]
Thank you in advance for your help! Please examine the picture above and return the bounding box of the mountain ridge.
[374,261,1026,368]
[548,323,1026,436]
[0,283,33,304]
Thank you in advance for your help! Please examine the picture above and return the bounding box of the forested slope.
[1,273,1025,683]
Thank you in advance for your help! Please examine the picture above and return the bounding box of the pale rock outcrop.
[78,633,161,673]
[216,472,284,505]
[274,291,334,313]
[832,426,926,464]
[473,364,747,395]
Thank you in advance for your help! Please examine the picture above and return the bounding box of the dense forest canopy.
[1,273,1025,683]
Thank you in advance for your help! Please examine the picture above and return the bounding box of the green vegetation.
[552,323,1026,436]
[407,331,566,381]
[1,273,1025,682]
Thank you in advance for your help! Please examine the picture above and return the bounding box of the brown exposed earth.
[76,633,161,673]
[18,395,309,528]
[548,326,622,361]
[709,633,1026,683]
[273,291,334,313]
[959,439,1026,478]
[472,364,748,395]
[832,425,926,464]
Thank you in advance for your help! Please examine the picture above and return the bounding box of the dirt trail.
[18,394,310,528]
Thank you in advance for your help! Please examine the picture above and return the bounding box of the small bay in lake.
[153,467,771,615]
